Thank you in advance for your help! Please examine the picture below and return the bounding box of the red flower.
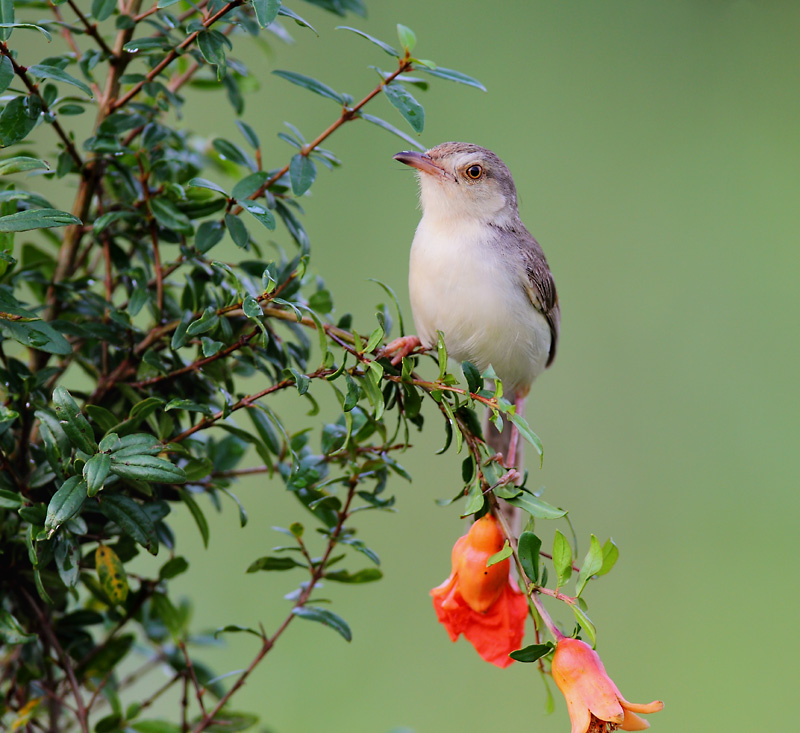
[552,638,664,732]
[430,514,528,668]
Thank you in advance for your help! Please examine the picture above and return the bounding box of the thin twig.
[234,55,414,214]
[178,641,208,716]
[66,0,115,57]
[110,0,244,112]
[22,590,90,733]
[191,480,359,732]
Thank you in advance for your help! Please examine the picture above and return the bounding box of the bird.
[385,142,560,474]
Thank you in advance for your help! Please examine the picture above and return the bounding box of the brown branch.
[171,367,334,442]
[66,0,115,58]
[178,641,207,716]
[131,326,261,388]
[234,55,414,214]
[21,590,89,733]
[191,480,359,732]
[110,0,244,112]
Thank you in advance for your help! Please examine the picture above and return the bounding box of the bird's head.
[394,142,519,226]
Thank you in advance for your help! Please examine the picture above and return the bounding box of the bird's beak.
[393,151,449,179]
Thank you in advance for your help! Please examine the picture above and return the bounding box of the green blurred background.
[93,0,799,730]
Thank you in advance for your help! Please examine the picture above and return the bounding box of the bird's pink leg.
[380,335,423,365]
[504,391,525,471]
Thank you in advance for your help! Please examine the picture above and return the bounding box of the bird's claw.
[379,335,423,365]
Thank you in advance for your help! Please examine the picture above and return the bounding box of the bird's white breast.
[408,213,551,395]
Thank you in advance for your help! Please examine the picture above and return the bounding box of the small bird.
[386,142,560,471]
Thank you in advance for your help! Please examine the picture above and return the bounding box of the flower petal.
[620,708,651,731]
[620,699,665,715]
[459,583,528,668]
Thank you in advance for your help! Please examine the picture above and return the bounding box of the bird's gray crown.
[426,141,519,210]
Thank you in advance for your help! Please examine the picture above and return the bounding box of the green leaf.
[0,208,80,232]
[1,318,72,355]
[0,609,36,645]
[99,494,159,554]
[572,604,597,646]
[462,483,484,516]
[83,453,111,497]
[596,537,619,577]
[324,568,383,583]
[246,555,303,572]
[277,6,317,33]
[181,490,209,548]
[159,556,189,580]
[0,22,52,42]
[149,197,193,235]
[486,539,512,567]
[418,65,487,91]
[28,65,93,97]
[212,138,252,168]
[188,177,228,195]
[272,70,344,104]
[0,56,13,94]
[92,0,116,22]
[53,386,97,454]
[509,643,552,663]
[0,0,13,41]
[252,0,280,28]
[55,533,80,588]
[110,454,186,483]
[151,592,181,639]
[236,120,260,149]
[289,153,316,196]
[237,199,276,230]
[197,30,229,79]
[214,624,262,640]
[505,492,565,520]
[518,531,541,583]
[195,220,225,253]
[383,82,424,133]
[95,544,129,605]
[552,529,573,588]
[0,95,42,147]
[575,534,603,597]
[507,412,543,462]
[396,24,416,52]
[45,476,87,538]
[0,488,22,508]
[462,360,482,395]
[292,606,352,641]
[359,112,425,150]
[225,212,250,247]
[0,156,50,175]
[336,26,399,57]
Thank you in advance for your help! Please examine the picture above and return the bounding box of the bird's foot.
[380,335,423,365]
[496,469,522,487]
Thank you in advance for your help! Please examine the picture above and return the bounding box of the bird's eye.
[465,164,483,180]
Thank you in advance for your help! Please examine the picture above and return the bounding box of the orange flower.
[430,514,528,668]
[552,638,664,732]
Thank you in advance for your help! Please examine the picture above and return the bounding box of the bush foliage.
[0,1,619,731]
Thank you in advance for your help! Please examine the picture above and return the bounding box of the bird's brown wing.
[519,234,560,368]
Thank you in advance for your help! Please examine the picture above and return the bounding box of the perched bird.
[386,142,560,471]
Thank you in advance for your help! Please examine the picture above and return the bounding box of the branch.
[66,0,115,58]
[191,480,359,732]
[109,0,244,112]
[234,55,414,214]
[22,589,90,733]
